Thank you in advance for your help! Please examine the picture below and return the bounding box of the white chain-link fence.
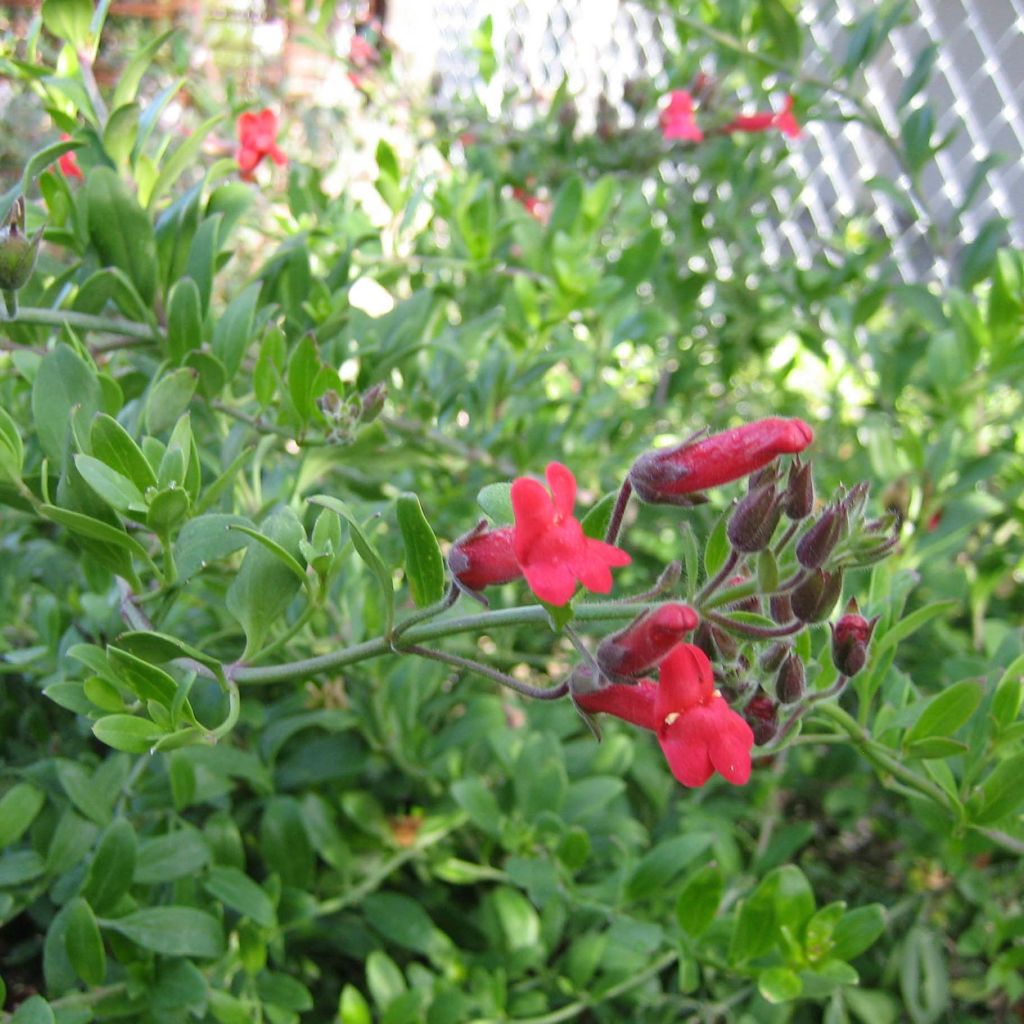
[405,0,1024,284]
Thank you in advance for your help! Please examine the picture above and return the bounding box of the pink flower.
[237,109,287,182]
[660,90,703,142]
[576,643,754,787]
[722,95,801,138]
[349,34,379,68]
[629,418,814,505]
[511,187,552,225]
[57,135,83,181]
[511,463,631,606]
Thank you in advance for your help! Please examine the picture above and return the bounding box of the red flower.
[576,643,754,787]
[448,522,523,596]
[629,417,813,505]
[349,34,379,68]
[511,462,631,606]
[660,90,703,142]
[722,95,801,138]
[596,603,699,679]
[511,187,551,225]
[57,135,83,181]
[237,109,287,182]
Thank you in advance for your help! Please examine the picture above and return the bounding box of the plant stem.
[400,643,569,700]
[707,611,803,640]
[5,307,159,343]
[390,584,459,642]
[232,601,665,686]
[604,477,632,545]
[695,548,739,605]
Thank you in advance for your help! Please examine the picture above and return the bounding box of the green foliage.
[0,1,1022,1021]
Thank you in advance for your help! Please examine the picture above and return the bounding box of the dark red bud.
[830,610,878,677]
[448,522,522,597]
[759,641,790,673]
[693,620,738,662]
[628,418,814,505]
[596,603,698,680]
[728,484,783,552]
[795,505,844,570]
[770,593,793,624]
[775,652,806,704]
[360,383,387,422]
[785,459,814,520]
[791,568,844,623]
[745,693,779,746]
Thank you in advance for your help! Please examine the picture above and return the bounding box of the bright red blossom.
[597,603,698,679]
[448,523,522,595]
[576,643,754,787]
[660,90,704,142]
[57,135,83,181]
[723,95,801,138]
[237,109,287,182]
[511,463,630,606]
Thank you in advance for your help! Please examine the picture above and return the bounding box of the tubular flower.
[576,643,754,787]
[597,603,699,680]
[448,522,522,597]
[660,90,704,142]
[629,418,814,505]
[511,462,631,606]
[237,109,287,182]
[722,94,801,138]
[57,135,83,181]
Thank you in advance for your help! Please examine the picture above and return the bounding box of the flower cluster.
[236,109,287,182]
[660,87,802,144]
[446,417,892,790]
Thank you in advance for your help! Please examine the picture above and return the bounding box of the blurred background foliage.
[0,0,1022,1021]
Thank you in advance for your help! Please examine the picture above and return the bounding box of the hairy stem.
[604,477,633,545]
[400,643,569,700]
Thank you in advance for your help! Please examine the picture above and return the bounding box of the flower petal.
[658,716,714,787]
[706,699,754,784]
[511,476,554,552]
[545,462,577,519]
[656,643,713,719]
[522,558,577,606]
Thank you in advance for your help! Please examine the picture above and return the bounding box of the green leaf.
[759,966,803,1004]
[116,629,221,670]
[703,509,730,581]
[145,367,199,435]
[166,277,204,365]
[960,217,1009,290]
[970,752,1024,824]
[899,926,949,1024]
[363,893,443,956]
[107,646,179,706]
[476,481,513,524]
[212,282,261,381]
[873,599,956,656]
[174,512,255,582]
[580,490,618,541]
[991,654,1024,728]
[451,778,501,836]
[42,0,94,47]
[64,898,106,986]
[901,105,935,174]
[10,996,54,1024]
[32,343,100,464]
[904,680,982,749]
[40,504,151,562]
[185,213,222,313]
[0,406,25,481]
[260,796,314,889]
[285,332,323,428]
[55,760,112,826]
[338,985,373,1024]
[135,828,210,884]
[81,817,137,914]
[74,454,146,513]
[102,906,225,958]
[204,866,277,928]
[830,904,886,961]
[112,28,177,108]
[396,492,445,607]
[898,43,939,107]
[90,413,157,491]
[0,782,46,848]
[92,714,165,753]
[626,833,713,901]
[148,114,224,209]
[148,487,190,534]
[309,495,394,635]
[85,166,157,304]
[675,863,724,937]
[102,103,140,168]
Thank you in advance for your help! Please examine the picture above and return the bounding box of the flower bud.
[784,459,814,520]
[769,593,793,624]
[693,620,739,662]
[791,568,843,623]
[448,521,522,600]
[775,652,805,703]
[629,418,814,505]
[360,383,387,422]
[744,693,778,746]
[727,484,783,552]
[725,574,760,614]
[596,603,698,680]
[840,481,870,524]
[0,197,43,308]
[759,641,790,673]
[830,601,878,677]
[795,504,845,570]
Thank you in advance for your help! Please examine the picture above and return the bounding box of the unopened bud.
[830,601,878,677]
[360,383,387,422]
[785,459,814,520]
[448,521,522,600]
[770,593,793,624]
[775,652,805,703]
[791,568,843,623]
[728,484,782,552]
[596,602,698,680]
[840,481,870,524]
[795,504,844,569]
[693,620,739,662]
[759,641,790,673]
[0,197,43,302]
[726,574,760,614]
[744,693,778,746]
